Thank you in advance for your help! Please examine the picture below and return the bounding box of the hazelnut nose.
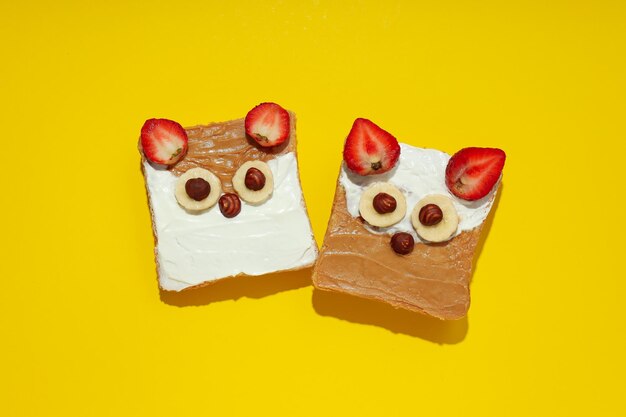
[219,193,241,218]
[391,232,414,255]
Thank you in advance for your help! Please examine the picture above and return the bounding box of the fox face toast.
[312,118,505,320]
[140,104,318,291]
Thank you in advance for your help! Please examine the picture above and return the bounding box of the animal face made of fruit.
[139,103,318,292]
[341,117,506,253]
[312,117,505,320]
[140,103,289,218]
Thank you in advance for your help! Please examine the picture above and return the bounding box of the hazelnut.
[244,167,266,191]
[390,232,414,255]
[418,204,443,226]
[218,193,241,218]
[373,192,397,214]
[185,178,211,201]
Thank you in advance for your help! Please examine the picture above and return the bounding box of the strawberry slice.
[141,118,188,165]
[445,147,506,201]
[245,102,290,147]
[343,118,401,175]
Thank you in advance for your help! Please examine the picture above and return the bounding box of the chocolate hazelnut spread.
[313,180,485,320]
[170,114,296,192]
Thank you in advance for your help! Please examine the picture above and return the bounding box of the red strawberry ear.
[445,147,506,201]
[141,118,188,166]
[245,102,290,147]
[343,118,400,176]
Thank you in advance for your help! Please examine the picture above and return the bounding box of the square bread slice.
[312,143,498,320]
[140,112,318,291]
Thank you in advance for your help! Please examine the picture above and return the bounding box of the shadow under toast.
[159,267,312,307]
[312,289,468,344]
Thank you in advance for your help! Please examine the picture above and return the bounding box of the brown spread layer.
[170,113,296,192]
[313,177,484,320]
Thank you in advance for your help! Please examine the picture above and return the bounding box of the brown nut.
[185,178,211,201]
[373,192,397,214]
[218,193,241,218]
[244,167,266,191]
[418,204,443,226]
[390,232,414,255]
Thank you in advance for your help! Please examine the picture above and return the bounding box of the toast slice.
[312,143,499,320]
[140,111,318,291]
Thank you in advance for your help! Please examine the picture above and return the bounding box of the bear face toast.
[312,118,505,320]
[140,103,318,291]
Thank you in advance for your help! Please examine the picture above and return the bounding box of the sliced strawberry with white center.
[342,118,401,175]
[445,147,506,201]
[141,118,188,166]
[244,102,290,147]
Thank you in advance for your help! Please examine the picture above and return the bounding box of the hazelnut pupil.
[419,204,443,226]
[245,167,266,191]
[185,178,211,201]
[373,192,397,214]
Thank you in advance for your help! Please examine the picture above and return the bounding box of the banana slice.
[232,160,274,204]
[359,182,406,227]
[175,167,222,212]
[411,195,459,242]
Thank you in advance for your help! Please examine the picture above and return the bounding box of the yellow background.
[1,1,624,415]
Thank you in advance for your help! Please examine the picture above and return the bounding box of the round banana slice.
[359,182,406,227]
[232,160,274,204]
[175,167,222,212]
[411,194,459,242]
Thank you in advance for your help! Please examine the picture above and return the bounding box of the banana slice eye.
[175,167,222,212]
[411,195,459,242]
[232,160,274,204]
[358,182,407,227]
